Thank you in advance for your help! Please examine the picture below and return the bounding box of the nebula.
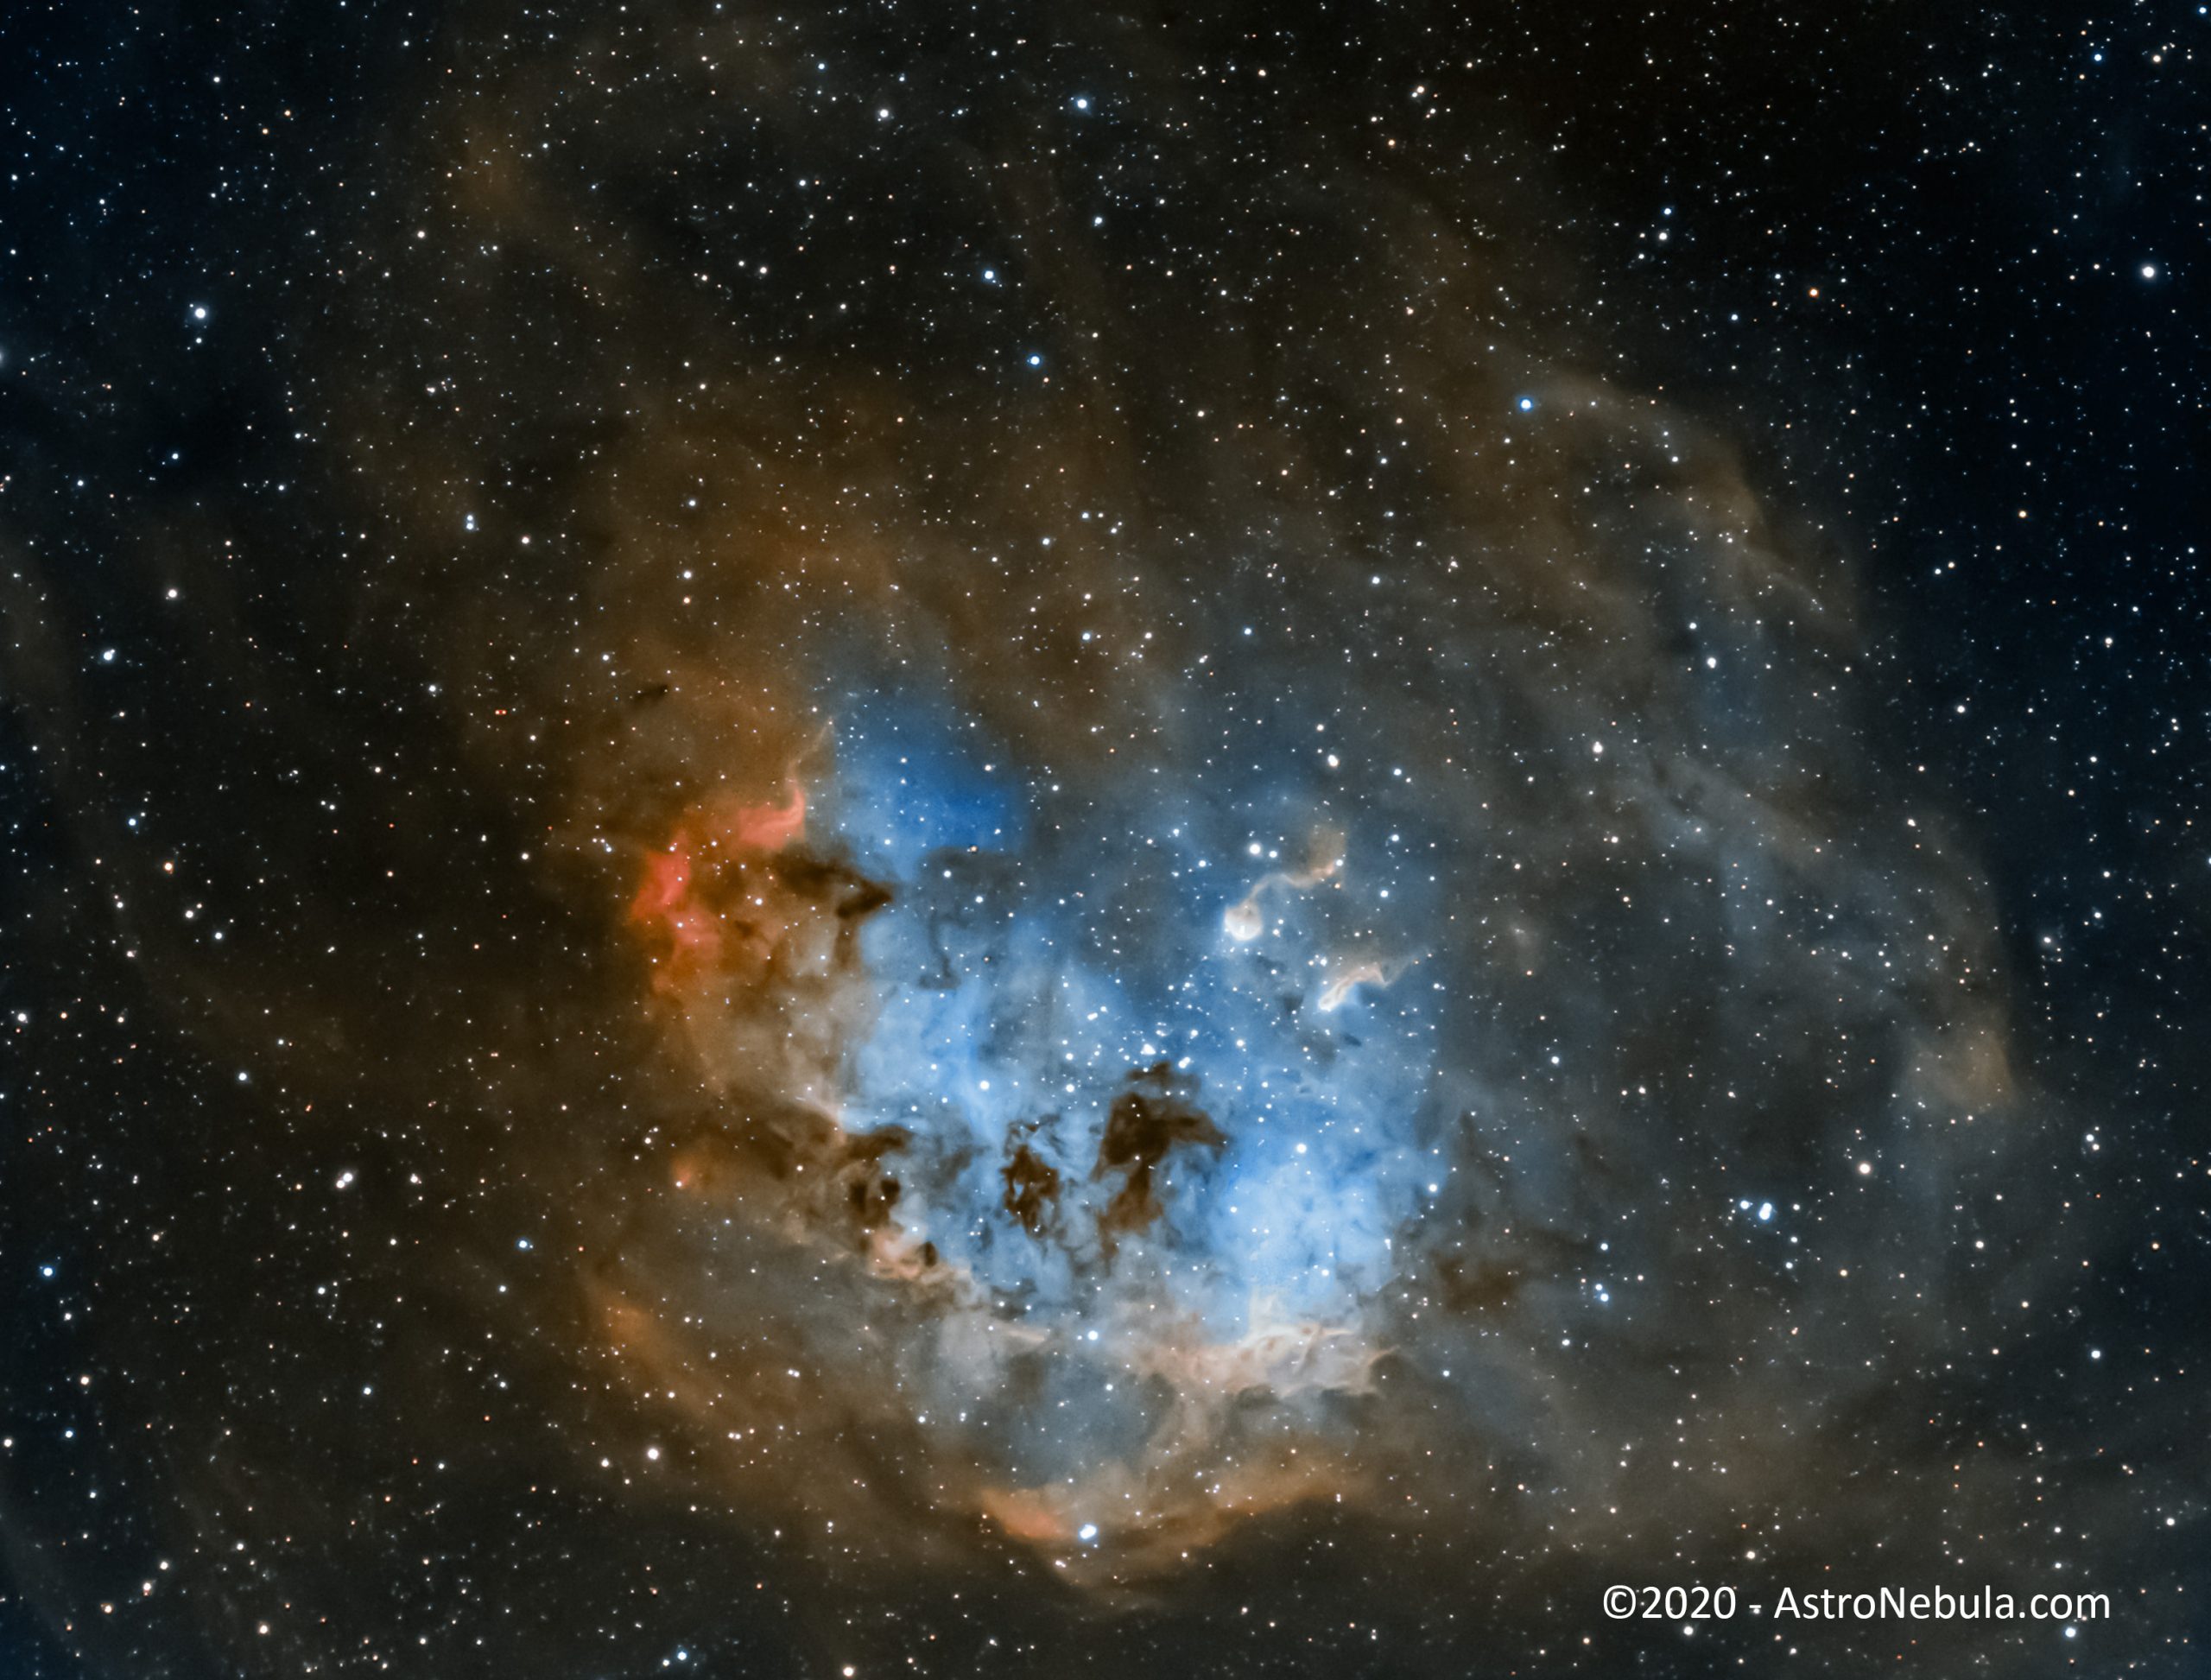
[1221,830,1344,943]
[0,2,2182,1673]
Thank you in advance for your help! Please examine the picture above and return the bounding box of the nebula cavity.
[615,690,1441,1551]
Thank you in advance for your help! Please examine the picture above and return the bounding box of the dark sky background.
[3,3,2208,1676]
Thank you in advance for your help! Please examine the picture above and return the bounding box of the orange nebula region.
[725,776,808,852]
[627,777,810,993]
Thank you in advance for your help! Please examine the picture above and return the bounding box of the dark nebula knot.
[1001,1135,1064,1239]
[1095,1062,1229,1239]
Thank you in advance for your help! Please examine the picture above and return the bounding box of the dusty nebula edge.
[0,3,2198,1675]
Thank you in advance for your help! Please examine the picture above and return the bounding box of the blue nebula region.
[823,700,1440,1351]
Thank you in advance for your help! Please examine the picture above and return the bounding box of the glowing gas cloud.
[606,726,1440,1554]
[0,8,2113,1670]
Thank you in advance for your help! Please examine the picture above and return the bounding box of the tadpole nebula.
[5,3,2207,1675]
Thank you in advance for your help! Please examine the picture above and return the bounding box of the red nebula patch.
[627,777,808,988]
[723,777,806,852]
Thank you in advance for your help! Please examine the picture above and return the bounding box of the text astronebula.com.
[1602,1583,2111,1624]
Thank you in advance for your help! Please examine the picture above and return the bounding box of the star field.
[2,3,2208,1676]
